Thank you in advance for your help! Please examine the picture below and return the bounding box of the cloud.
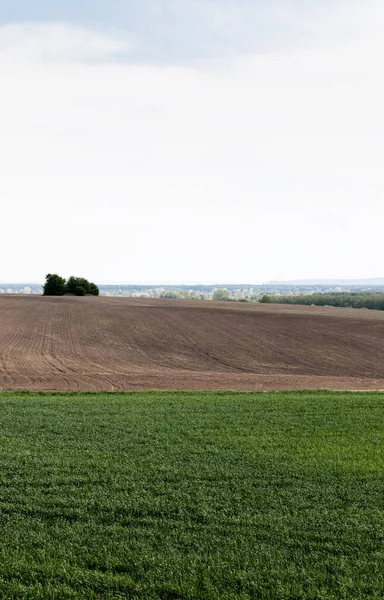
[0,9,383,282]
[2,1,384,64]
[132,0,384,61]
[0,23,129,64]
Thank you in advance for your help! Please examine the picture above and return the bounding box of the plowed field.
[0,295,384,391]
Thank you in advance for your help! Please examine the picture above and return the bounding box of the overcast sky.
[1,0,383,284]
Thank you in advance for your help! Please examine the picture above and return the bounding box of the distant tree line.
[261,293,384,311]
[43,274,99,297]
[160,291,205,300]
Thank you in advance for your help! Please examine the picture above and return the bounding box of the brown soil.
[0,295,384,391]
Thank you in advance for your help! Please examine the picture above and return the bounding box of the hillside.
[0,296,384,391]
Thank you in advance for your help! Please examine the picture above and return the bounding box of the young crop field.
[1,391,384,599]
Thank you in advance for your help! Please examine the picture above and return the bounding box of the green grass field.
[1,391,384,599]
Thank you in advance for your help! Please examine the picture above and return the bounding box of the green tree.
[160,291,180,299]
[213,289,230,301]
[66,276,89,295]
[260,295,272,303]
[66,277,99,296]
[43,274,66,296]
[89,283,100,296]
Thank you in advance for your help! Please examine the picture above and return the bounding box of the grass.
[0,391,384,599]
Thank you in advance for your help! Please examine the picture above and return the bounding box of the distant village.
[0,286,42,295]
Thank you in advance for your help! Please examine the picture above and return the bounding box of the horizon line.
[1,278,384,287]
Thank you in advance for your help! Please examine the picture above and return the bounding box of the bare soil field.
[0,295,384,391]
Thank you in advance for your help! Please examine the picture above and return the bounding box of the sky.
[0,0,383,284]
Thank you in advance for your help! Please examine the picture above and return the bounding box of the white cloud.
[0,23,129,64]
[0,9,383,283]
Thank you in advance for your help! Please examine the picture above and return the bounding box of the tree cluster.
[43,274,100,297]
[212,289,230,301]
